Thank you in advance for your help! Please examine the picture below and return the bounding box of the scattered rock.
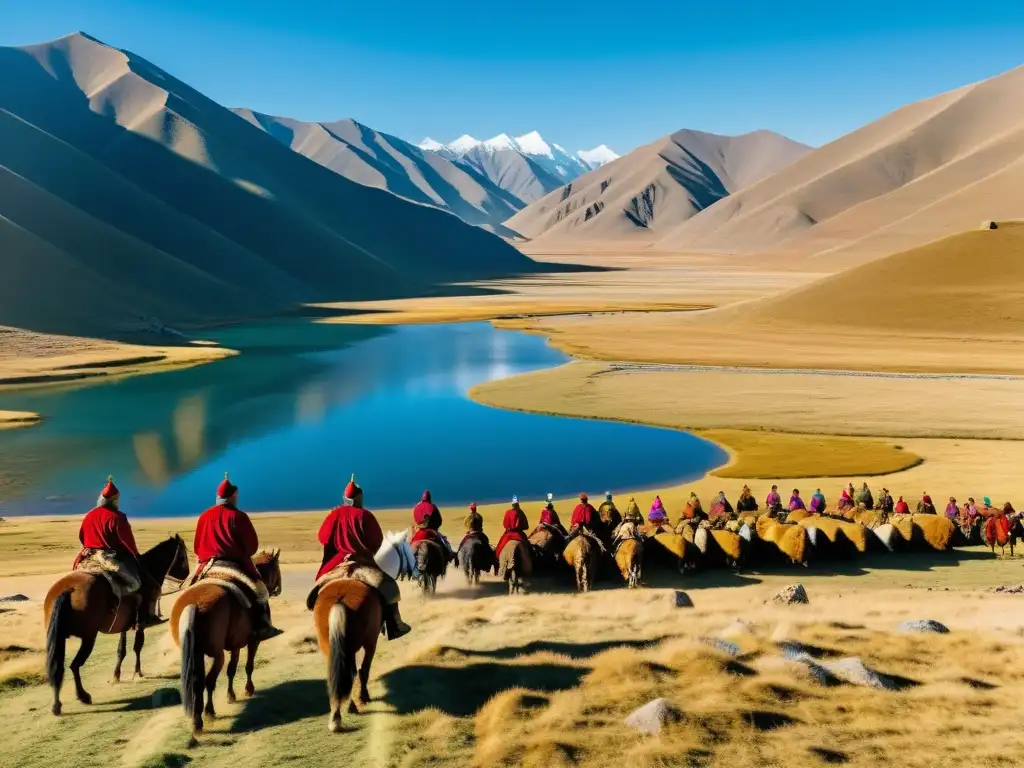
[819,658,897,690]
[898,620,949,634]
[981,220,998,230]
[993,584,1024,594]
[152,687,182,708]
[672,590,694,608]
[770,584,809,605]
[624,697,681,735]
[0,594,29,602]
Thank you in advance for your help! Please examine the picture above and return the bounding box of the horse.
[984,514,1016,557]
[496,539,532,595]
[171,550,282,744]
[563,534,598,593]
[44,535,189,716]
[456,533,494,586]
[527,525,566,572]
[411,539,447,596]
[314,530,417,733]
[612,522,643,588]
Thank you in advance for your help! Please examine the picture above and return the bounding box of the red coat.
[571,502,597,528]
[495,506,529,559]
[317,505,384,580]
[411,528,442,545]
[194,503,261,581]
[894,500,910,514]
[75,506,140,567]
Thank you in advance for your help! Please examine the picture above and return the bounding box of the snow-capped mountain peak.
[482,133,517,151]
[418,137,445,151]
[447,134,482,154]
[514,130,553,158]
[578,144,619,168]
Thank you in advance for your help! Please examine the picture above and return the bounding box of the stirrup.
[385,619,412,640]
[252,624,285,641]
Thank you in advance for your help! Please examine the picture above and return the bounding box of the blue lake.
[0,321,727,517]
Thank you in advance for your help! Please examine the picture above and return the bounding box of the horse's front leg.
[204,650,224,718]
[132,626,145,678]
[113,631,127,682]
[355,634,379,710]
[71,634,97,705]
[226,650,240,703]
[244,640,259,697]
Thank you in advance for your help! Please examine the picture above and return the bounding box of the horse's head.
[254,549,282,597]
[144,534,191,583]
[168,534,191,581]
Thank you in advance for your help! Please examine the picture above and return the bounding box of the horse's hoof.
[187,736,200,749]
[51,703,62,716]
[226,692,237,704]
[244,683,255,697]
[204,707,216,719]
[347,700,360,715]
[328,715,342,733]
[77,691,92,705]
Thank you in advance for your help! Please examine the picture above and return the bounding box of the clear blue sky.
[4,0,1024,153]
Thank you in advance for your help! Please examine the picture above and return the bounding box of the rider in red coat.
[194,474,282,641]
[567,492,606,551]
[316,475,410,639]
[495,497,529,560]
[75,476,162,627]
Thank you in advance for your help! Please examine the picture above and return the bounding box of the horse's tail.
[327,602,356,706]
[179,603,203,724]
[46,591,70,697]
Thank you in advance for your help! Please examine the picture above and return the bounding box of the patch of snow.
[578,144,620,169]
[417,137,444,151]
[482,133,517,152]
[446,134,481,154]
[514,130,553,158]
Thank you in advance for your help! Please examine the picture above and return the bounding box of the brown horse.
[497,539,532,595]
[44,535,189,716]
[313,579,383,732]
[613,537,643,588]
[171,550,282,744]
[563,534,598,593]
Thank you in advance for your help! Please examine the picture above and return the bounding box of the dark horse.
[171,551,282,745]
[44,535,190,715]
[528,526,566,573]
[412,540,447,596]
[456,533,494,586]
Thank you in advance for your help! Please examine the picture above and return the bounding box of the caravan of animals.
[43,469,1015,741]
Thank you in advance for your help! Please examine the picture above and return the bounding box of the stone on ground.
[701,638,740,656]
[898,619,949,634]
[624,698,681,735]
[0,594,29,602]
[719,619,756,637]
[770,584,809,605]
[152,687,182,708]
[672,590,694,608]
[993,584,1024,594]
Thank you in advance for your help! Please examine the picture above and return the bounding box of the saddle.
[306,561,395,611]
[74,549,142,601]
[190,559,262,610]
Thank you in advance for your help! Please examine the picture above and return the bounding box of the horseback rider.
[598,492,622,533]
[316,475,411,640]
[810,488,827,514]
[878,487,895,514]
[681,492,706,522]
[765,485,783,517]
[410,490,453,561]
[709,491,734,523]
[460,502,490,548]
[533,494,568,538]
[73,475,163,628]
[736,485,759,514]
[855,482,874,510]
[567,493,606,551]
[622,497,644,525]
[193,473,283,642]
[495,496,529,564]
[916,493,937,515]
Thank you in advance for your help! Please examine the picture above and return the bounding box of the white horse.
[376,530,419,581]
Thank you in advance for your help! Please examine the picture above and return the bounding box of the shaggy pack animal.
[755,516,809,566]
[704,529,745,570]
[796,517,869,555]
[786,509,813,524]
[870,522,904,552]
[650,532,700,574]
[892,514,955,552]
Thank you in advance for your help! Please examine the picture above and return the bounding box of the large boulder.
[898,620,949,634]
[770,583,809,605]
[672,590,694,608]
[624,698,681,735]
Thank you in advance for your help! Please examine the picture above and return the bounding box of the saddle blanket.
[306,561,399,611]
[74,549,141,600]
[191,560,268,608]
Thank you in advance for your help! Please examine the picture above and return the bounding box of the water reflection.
[0,321,727,517]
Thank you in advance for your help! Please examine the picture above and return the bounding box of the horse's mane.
[252,549,281,566]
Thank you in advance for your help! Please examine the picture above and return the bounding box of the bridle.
[161,538,190,596]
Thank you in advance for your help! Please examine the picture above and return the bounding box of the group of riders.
[71,473,1016,649]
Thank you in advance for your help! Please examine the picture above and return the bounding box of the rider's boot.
[137,593,166,628]
[383,602,412,640]
[251,604,284,641]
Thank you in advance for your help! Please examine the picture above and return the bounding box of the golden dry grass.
[698,430,921,479]
[0,410,41,430]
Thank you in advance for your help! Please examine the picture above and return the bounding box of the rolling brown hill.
[660,65,1024,269]
[507,129,811,241]
[0,32,535,340]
